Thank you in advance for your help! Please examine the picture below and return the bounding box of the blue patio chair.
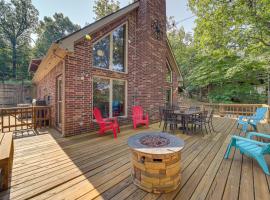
[225,132,270,175]
[237,107,268,133]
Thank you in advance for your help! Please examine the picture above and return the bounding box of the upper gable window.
[93,36,110,69]
[93,24,127,72]
[166,62,172,83]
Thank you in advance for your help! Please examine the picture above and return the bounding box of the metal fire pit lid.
[128,132,185,155]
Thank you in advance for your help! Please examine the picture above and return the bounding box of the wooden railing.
[203,103,269,122]
[0,106,51,133]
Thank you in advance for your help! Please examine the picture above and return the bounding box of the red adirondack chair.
[93,107,120,138]
[132,106,149,129]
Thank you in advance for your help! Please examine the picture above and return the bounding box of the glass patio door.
[56,76,62,128]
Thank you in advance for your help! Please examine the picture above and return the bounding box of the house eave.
[32,43,67,83]
[166,37,183,81]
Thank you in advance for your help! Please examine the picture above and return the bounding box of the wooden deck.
[0,117,270,200]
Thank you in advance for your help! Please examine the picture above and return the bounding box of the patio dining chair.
[225,132,270,175]
[163,109,178,133]
[237,107,268,133]
[165,104,179,111]
[188,106,201,111]
[192,110,209,136]
[206,109,215,133]
[159,106,164,128]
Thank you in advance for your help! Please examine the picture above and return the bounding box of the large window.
[93,77,110,117]
[93,36,110,69]
[93,24,127,72]
[112,80,126,117]
[93,77,126,118]
[166,62,172,83]
[166,89,172,105]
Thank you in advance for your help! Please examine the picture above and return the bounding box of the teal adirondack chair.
[237,107,268,133]
[225,132,270,175]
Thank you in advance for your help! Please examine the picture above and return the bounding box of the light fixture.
[151,19,163,40]
[97,50,104,57]
[85,34,92,41]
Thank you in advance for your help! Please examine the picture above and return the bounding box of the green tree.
[188,0,270,51]
[0,36,11,82]
[175,0,270,103]
[93,0,120,20]
[34,13,81,57]
[0,0,38,78]
[167,26,196,86]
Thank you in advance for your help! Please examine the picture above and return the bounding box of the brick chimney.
[135,0,167,118]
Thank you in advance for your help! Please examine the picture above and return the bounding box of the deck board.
[0,117,270,200]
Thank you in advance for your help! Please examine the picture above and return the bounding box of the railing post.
[262,104,269,123]
[49,107,51,127]
[1,109,3,132]
[33,106,36,130]
[219,104,225,117]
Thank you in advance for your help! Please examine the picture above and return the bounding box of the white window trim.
[92,22,128,74]
[166,59,173,83]
[92,75,128,118]
[56,76,62,129]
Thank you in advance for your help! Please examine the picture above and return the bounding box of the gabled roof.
[57,1,140,52]
[32,1,140,83]
[32,0,182,83]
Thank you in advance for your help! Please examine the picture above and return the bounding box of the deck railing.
[0,106,51,132]
[203,103,269,122]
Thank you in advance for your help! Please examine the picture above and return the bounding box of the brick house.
[29,0,183,136]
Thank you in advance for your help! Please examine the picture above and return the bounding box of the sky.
[32,0,195,33]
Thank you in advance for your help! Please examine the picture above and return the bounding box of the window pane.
[166,64,172,82]
[58,102,62,124]
[93,36,110,69]
[93,77,110,118]
[58,79,62,101]
[166,89,172,104]
[112,80,125,117]
[112,25,126,72]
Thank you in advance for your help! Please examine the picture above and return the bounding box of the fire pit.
[128,132,185,193]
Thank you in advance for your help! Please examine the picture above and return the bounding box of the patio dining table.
[174,109,203,134]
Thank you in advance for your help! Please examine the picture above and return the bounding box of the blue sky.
[32,0,195,33]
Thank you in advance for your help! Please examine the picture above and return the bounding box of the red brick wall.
[39,0,180,136]
[36,61,64,129]
[134,0,169,119]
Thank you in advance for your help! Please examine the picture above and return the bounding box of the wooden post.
[1,109,3,133]
[33,106,36,130]
[49,107,51,127]
[262,104,269,123]
[219,104,225,117]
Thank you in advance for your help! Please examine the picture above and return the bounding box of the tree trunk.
[12,41,17,78]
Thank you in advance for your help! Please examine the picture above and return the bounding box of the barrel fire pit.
[128,132,185,193]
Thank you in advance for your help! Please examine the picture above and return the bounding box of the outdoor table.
[174,110,203,134]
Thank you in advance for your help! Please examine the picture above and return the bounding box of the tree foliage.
[0,0,38,78]
[167,0,270,103]
[34,13,80,57]
[188,0,270,51]
[93,0,120,20]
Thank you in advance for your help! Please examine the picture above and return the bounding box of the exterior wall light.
[85,34,92,41]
